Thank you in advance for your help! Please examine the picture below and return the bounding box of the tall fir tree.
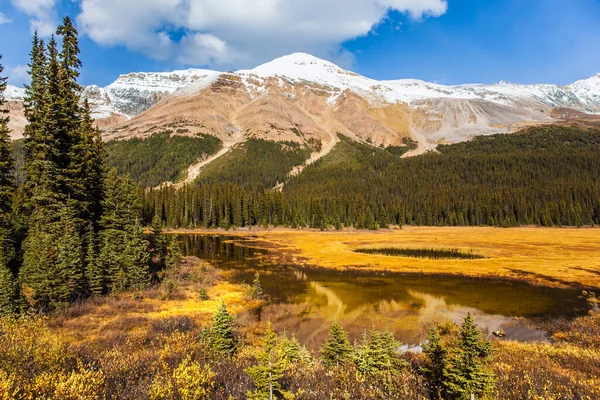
[85,224,105,296]
[320,321,353,368]
[210,301,237,356]
[0,56,15,266]
[444,313,494,400]
[124,220,151,291]
[55,201,85,304]
[246,322,285,400]
[422,326,447,400]
[0,57,20,316]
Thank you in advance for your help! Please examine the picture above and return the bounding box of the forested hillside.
[105,131,222,187]
[196,139,312,190]
[144,125,600,228]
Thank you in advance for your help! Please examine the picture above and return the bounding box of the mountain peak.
[239,53,355,83]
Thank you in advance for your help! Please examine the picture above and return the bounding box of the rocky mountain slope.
[5,53,600,156]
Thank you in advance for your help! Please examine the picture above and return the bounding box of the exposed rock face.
[4,53,600,149]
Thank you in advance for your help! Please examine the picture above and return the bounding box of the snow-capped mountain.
[4,53,600,144]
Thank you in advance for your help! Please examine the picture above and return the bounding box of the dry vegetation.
[231,227,600,289]
[0,255,599,399]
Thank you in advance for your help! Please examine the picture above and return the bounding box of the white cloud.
[0,12,12,25]
[7,65,30,86]
[11,0,57,36]
[77,0,448,69]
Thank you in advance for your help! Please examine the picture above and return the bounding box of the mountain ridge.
[4,53,600,145]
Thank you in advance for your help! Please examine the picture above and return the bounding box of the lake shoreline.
[166,227,600,290]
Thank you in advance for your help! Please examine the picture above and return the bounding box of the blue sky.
[1,0,599,87]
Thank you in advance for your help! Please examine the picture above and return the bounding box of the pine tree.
[85,225,105,296]
[354,328,403,376]
[55,201,84,304]
[210,301,237,356]
[0,261,20,316]
[165,235,182,269]
[80,100,106,225]
[321,321,353,368]
[444,313,494,400]
[124,220,151,291]
[100,170,142,292]
[246,322,285,400]
[150,214,167,266]
[422,326,447,400]
[0,56,16,266]
[23,32,49,211]
[252,271,265,300]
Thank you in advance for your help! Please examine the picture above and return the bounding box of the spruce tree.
[0,261,20,316]
[321,321,353,368]
[210,301,237,356]
[422,326,447,400]
[150,214,167,266]
[23,32,49,211]
[124,220,151,291]
[252,271,264,300]
[246,322,285,400]
[55,201,84,304]
[444,313,494,400]
[85,225,105,296]
[354,328,403,376]
[165,235,182,269]
[0,56,16,266]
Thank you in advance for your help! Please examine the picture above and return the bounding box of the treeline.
[0,19,172,315]
[144,128,600,229]
[105,131,222,187]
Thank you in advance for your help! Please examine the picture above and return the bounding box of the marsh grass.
[355,247,486,260]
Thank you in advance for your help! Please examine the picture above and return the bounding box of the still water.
[176,234,588,348]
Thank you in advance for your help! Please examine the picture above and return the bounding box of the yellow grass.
[175,227,600,289]
[54,258,261,345]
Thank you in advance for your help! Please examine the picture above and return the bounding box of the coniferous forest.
[143,126,600,230]
[0,18,166,315]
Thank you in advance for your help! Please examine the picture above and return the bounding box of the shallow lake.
[175,234,589,348]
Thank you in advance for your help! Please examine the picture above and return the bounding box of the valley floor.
[167,227,600,289]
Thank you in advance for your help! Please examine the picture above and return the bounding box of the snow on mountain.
[4,53,600,144]
[568,74,600,113]
[81,68,222,118]
[4,85,26,101]
[235,53,599,112]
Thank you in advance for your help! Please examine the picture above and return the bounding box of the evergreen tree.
[0,56,16,266]
[246,322,285,400]
[100,170,142,292]
[422,326,447,400]
[80,100,106,225]
[0,261,20,316]
[150,214,167,266]
[85,225,105,296]
[20,222,57,310]
[165,235,182,269]
[321,321,353,368]
[23,32,49,211]
[252,271,265,300]
[210,301,237,356]
[444,313,494,400]
[354,328,403,376]
[55,201,85,304]
[124,220,151,291]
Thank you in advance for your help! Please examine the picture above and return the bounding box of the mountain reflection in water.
[174,234,588,348]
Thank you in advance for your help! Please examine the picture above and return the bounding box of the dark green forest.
[143,125,600,229]
[197,139,312,190]
[0,18,174,315]
[105,131,222,187]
